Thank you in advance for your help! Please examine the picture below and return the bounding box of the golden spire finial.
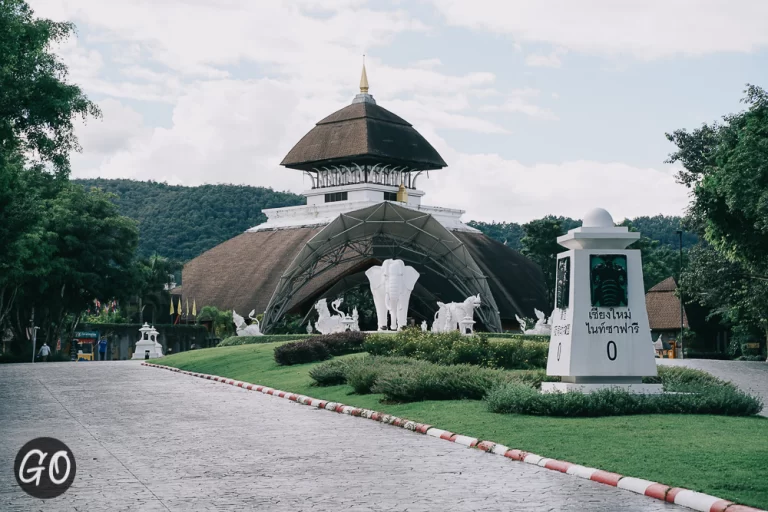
[360,54,369,94]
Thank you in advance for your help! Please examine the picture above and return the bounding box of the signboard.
[73,331,98,339]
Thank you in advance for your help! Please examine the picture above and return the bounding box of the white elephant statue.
[233,309,263,336]
[365,259,420,331]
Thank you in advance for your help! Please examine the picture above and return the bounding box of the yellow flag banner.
[169,299,175,315]
[177,297,182,316]
[186,298,189,317]
[192,299,197,316]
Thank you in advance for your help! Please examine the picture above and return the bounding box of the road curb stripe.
[141,362,766,512]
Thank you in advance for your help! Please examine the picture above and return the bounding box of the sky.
[29,0,768,223]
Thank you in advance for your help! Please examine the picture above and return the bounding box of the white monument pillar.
[542,208,662,394]
[131,323,164,360]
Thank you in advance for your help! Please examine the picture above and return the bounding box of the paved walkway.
[658,359,768,416]
[0,362,675,511]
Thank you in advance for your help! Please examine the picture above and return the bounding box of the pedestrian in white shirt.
[38,342,51,362]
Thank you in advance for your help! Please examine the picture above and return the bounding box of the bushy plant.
[314,331,367,356]
[491,333,551,343]
[363,328,548,370]
[487,366,763,417]
[485,383,762,417]
[272,331,366,365]
[273,339,330,366]
[308,358,350,386]
[309,354,559,401]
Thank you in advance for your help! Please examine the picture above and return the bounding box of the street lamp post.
[676,230,684,359]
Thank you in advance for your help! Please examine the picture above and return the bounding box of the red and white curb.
[142,362,765,512]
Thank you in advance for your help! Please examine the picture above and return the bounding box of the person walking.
[38,342,51,362]
[98,338,108,361]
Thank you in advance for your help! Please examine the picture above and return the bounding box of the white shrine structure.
[131,323,164,360]
[542,208,662,394]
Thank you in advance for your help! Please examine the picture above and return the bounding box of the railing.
[305,164,424,189]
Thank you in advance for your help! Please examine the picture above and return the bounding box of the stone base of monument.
[541,377,663,395]
[131,340,164,360]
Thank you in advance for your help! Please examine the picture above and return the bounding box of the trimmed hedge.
[219,334,312,346]
[363,329,548,370]
[274,339,331,366]
[486,366,763,417]
[309,354,558,401]
[273,331,367,366]
[490,332,551,343]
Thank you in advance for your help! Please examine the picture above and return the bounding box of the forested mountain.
[77,179,696,270]
[75,179,304,261]
[470,214,697,250]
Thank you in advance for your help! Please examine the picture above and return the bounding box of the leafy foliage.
[197,306,236,339]
[363,329,549,370]
[668,84,768,275]
[0,0,100,175]
[681,243,768,342]
[273,339,330,366]
[273,331,367,365]
[485,380,762,417]
[520,216,581,305]
[466,221,524,249]
[74,179,304,261]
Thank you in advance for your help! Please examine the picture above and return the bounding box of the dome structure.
[582,208,614,228]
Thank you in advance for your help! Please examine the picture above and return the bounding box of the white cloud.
[430,0,768,59]
[418,129,688,223]
[76,99,148,155]
[480,89,558,120]
[525,49,566,68]
[72,79,311,190]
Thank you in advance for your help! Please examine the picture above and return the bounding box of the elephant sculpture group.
[365,259,420,331]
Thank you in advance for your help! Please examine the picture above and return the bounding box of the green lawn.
[155,343,768,509]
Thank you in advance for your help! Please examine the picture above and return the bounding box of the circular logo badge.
[14,437,76,499]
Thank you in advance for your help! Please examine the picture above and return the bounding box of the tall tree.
[667,84,768,274]
[9,184,140,347]
[0,0,100,176]
[520,217,578,305]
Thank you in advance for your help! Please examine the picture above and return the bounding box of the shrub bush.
[273,331,367,365]
[308,358,350,386]
[274,339,330,366]
[309,354,559,401]
[490,332,551,343]
[737,355,766,361]
[643,365,734,391]
[485,383,762,417]
[314,331,367,356]
[487,366,762,417]
[363,328,548,370]
[219,334,312,347]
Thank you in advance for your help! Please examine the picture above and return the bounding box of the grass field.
[155,343,768,509]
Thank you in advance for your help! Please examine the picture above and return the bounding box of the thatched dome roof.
[280,101,447,171]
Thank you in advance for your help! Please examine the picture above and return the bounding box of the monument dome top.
[583,208,615,228]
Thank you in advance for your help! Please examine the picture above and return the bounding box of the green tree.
[681,244,768,347]
[197,306,235,339]
[667,84,768,274]
[521,217,579,305]
[9,184,140,348]
[0,0,100,175]
[619,220,687,292]
[466,221,524,249]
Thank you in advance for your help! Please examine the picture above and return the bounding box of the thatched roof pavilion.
[181,65,548,332]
